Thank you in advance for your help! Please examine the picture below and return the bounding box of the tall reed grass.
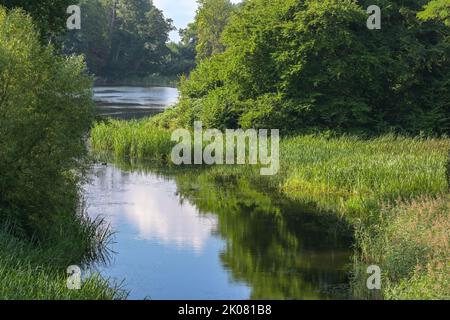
[0,226,125,300]
[91,120,175,161]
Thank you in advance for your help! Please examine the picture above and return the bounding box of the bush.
[0,7,94,241]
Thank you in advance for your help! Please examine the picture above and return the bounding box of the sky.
[153,0,241,43]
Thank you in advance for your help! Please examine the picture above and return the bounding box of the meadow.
[91,118,450,299]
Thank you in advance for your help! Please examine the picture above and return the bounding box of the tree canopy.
[0,0,73,41]
[418,0,450,26]
[0,7,94,239]
[195,0,236,60]
[64,0,174,78]
[159,0,450,135]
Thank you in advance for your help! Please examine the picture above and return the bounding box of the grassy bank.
[0,212,126,300]
[91,118,450,299]
[0,229,123,300]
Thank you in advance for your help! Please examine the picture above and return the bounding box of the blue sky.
[153,0,241,42]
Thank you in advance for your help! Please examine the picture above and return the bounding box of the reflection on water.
[94,86,178,120]
[85,163,353,300]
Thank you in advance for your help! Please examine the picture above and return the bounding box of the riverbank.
[0,215,126,299]
[0,229,124,299]
[91,118,450,299]
[0,219,126,300]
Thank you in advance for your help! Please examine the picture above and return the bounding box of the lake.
[87,87,353,300]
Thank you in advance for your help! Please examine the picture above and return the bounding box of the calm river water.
[86,87,353,300]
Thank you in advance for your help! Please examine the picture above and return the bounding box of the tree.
[0,0,73,42]
[169,0,450,135]
[417,0,450,26]
[0,7,94,239]
[64,0,173,79]
[63,0,111,75]
[107,0,173,77]
[195,0,235,60]
[162,23,198,76]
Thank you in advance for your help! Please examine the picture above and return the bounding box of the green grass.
[0,209,127,300]
[363,195,450,300]
[280,135,449,216]
[90,118,450,299]
[91,120,175,161]
[0,226,125,299]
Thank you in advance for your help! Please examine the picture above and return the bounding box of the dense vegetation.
[62,0,243,83]
[91,0,450,299]
[63,0,200,82]
[63,0,174,79]
[0,7,120,299]
[154,0,450,135]
[0,0,73,41]
[0,0,448,301]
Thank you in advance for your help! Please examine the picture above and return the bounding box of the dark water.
[94,86,179,120]
[86,87,353,300]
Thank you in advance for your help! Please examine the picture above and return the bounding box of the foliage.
[0,225,126,299]
[168,0,450,135]
[363,195,450,300]
[0,0,73,42]
[163,40,197,77]
[64,0,174,78]
[195,0,236,60]
[417,0,450,26]
[63,0,111,75]
[0,7,94,240]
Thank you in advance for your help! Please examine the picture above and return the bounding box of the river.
[86,86,353,300]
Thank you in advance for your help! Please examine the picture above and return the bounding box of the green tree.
[195,0,235,60]
[108,0,173,77]
[170,0,450,135]
[63,0,111,75]
[64,0,174,79]
[0,0,73,42]
[162,23,198,76]
[0,7,94,239]
[418,0,450,26]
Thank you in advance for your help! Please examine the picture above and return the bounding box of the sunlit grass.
[91,120,174,161]
[359,195,450,300]
[280,135,449,217]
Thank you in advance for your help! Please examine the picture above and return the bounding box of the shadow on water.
[85,156,355,300]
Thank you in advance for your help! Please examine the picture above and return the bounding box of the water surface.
[94,86,178,120]
[85,163,352,300]
[87,86,353,300]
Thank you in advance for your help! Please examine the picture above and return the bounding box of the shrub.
[0,7,95,240]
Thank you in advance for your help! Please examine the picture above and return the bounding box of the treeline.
[155,0,450,135]
[63,0,195,79]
